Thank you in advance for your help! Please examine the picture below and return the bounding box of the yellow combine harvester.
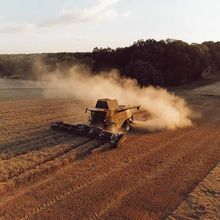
[51,99,140,147]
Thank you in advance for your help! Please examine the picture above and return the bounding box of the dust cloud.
[42,65,192,131]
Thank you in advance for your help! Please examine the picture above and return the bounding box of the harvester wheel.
[124,121,131,132]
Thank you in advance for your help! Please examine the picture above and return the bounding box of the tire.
[124,121,131,132]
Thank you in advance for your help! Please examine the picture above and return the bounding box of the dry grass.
[0,82,219,219]
[167,163,220,220]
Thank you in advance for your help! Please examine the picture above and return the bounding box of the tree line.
[0,39,220,86]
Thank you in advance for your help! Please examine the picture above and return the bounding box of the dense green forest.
[0,39,220,86]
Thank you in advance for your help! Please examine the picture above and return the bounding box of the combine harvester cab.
[51,99,140,148]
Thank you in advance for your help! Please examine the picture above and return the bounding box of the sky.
[0,0,220,54]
